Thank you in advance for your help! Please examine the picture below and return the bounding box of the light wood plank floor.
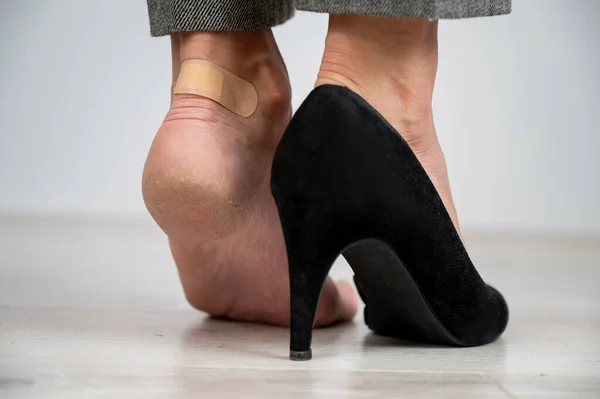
[0,215,599,398]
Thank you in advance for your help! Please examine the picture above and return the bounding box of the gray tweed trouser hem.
[147,0,511,36]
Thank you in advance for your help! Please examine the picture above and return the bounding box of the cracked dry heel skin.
[271,85,509,361]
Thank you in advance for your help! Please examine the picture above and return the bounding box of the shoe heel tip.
[289,349,312,361]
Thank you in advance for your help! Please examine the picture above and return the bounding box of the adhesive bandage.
[174,59,258,118]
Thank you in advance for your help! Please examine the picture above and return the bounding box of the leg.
[143,1,357,326]
[298,0,511,236]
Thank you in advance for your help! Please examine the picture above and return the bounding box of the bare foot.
[316,16,462,237]
[142,31,357,326]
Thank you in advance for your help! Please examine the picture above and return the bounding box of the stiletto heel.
[279,204,343,360]
[272,85,509,360]
[288,261,325,360]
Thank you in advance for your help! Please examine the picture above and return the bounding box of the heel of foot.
[143,171,246,241]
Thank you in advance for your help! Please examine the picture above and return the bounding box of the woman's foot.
[317,16,462,237]
[142,31,357,326]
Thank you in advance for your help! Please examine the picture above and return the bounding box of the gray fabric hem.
[146,0,512,36]
[295,0,511,19]
[147,0,295,36]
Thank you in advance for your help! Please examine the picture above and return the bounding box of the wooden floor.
[0,215,599,398]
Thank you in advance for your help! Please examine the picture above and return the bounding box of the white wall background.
[0,0,598,235]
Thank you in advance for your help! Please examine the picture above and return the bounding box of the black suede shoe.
[271,85,509,361]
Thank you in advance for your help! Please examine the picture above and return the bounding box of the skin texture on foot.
[142,31,358,327]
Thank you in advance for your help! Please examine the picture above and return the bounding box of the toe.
[315,278,359,327]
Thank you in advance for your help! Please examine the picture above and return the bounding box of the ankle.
[317,16,438,148]
[319,15,438,84]
[174,30,292,145]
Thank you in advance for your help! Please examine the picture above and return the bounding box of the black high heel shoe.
[271,85,509,361]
